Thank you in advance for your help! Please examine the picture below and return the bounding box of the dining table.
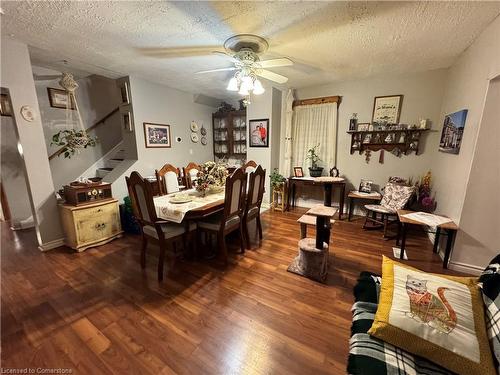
[153,188,226,223]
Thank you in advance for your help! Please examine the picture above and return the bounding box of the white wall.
[296,69,448,194]
[433,16,500,223]
[111,75,216,200]
[0,38,64,247]
[451,76,499,271]
[34,67,122,188]
[246,84,283,203]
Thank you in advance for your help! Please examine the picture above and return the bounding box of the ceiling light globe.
[226,77,239,91]
[241,76,254,91]
[238,86,250,96]
[253,79,265,95]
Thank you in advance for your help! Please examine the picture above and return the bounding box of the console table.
[287,177,346,219]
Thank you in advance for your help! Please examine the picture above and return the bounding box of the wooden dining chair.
[155,163,180,195]
[197,168,247,265]
[243,165,266,248]
[242,160,257,174]
[125,171,194,281]
[184,162,200,189]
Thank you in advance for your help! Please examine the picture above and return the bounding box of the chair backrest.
[242,160,257,174]
[380,182,415,211]
[223,168,247,223]
[155,163,180,195]
[246,165,266,212]
[125,171,158,226]
[184,162,200,189]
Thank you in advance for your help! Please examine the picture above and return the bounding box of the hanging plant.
[51,129,98,159]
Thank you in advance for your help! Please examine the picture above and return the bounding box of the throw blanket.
[348,272,454,375]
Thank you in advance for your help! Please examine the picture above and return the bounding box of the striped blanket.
[347,271,454,375]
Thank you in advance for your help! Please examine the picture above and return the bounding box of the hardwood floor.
[1,208,464,374]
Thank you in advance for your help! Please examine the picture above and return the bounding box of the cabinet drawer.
[74,202,120,245]
[73,201,116,222]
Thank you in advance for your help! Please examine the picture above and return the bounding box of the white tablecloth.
[153,189,225,223]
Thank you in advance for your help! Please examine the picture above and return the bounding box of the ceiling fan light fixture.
[226,77,238,91]
[240,75,254,92]
[238,86,250,96]
[253,79,265,95]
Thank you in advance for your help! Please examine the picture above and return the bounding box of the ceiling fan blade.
[137,46,223,58]
[212,51,239,63]
[256,69,289,84]
[258,58,293,68]
[33,74,62,81]
[195,67,237,74]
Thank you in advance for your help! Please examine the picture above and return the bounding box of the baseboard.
[38,238,65,251]
[447,261,483,276]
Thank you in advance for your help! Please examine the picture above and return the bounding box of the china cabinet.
[212,109,247,161]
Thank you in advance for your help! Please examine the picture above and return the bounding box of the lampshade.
[240,76,254,92]
[226,77,238,91]
[238,86,249,96]
[253,79,265,95]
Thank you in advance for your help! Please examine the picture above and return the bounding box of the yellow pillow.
[368,256,495,375]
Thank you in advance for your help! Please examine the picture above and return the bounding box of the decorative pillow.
[368,256,495,375]
[479,254,500,372]
[380,183,415,211]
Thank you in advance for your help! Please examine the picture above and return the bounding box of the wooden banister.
[48,107,120,160]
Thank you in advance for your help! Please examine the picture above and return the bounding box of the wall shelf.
[348,129,429,155]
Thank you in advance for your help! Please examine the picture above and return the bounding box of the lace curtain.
[280,89,295,177]
[291,102,338,173]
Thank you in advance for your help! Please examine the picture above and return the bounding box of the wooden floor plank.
[1,208,464,374]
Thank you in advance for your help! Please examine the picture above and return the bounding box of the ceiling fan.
[195,34,293,95]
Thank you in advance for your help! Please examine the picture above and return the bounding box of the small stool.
[288,238,329,282]
[297,214,336,239]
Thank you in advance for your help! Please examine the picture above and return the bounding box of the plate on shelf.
[201,136,207,145]
[190,121,199,132]
[191,133,199,143]
[200,124,207,136]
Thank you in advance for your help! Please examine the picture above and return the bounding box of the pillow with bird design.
[368,256,495,375]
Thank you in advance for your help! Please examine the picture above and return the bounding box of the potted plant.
[270,168,286,192]
[306,144,323,177]
[51,129,98,158]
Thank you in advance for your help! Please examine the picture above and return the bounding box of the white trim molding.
[447,260,484,276]
[38,238,65,251]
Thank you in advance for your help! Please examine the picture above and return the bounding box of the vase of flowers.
[195,161,229,196]
[412,171,437,212]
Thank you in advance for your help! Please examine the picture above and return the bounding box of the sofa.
[348,256,500,375]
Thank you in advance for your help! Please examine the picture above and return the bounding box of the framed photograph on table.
[249,118,269,147]
[359,178,373,193]
[372,95,403,124]
[143,123,171,148]
[293,166,304,178]
[47,87,76,110]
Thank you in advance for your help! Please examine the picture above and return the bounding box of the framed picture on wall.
[143,123,171,148]
[0,94,12,116]
[121,110,133,132]
[120,81,130,105]
[293,166,304,178]
[47,87,76,110]
[372,95,403,124]
[439,109,468,155]
[249,118,269,147]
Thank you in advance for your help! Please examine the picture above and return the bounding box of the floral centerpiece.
[195,161,229,196]
[413,171,437,212]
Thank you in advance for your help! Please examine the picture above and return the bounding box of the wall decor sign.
[143,122,171,148]
[120,81,130,105]
[357,123,370,131]
[249,118,269,147]
[439,109,468,155]
[372,95,403,124]
[0,94,12,116]
[47,87,76,110]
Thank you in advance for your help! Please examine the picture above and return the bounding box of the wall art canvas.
[372,95,403,124]
[143,123,171,148]
[439,109,468,155]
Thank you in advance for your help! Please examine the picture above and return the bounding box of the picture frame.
[357,123,370,131]
[143,122,171,148]
[47,87,76,110]
[249,118,269,147]
[120,81,130,105]
[121,110,133,132]
[293,166,304,178]
[359,179,373,193]
[439,109,468,155]
[0,94,12,117]
[372,95,403,124]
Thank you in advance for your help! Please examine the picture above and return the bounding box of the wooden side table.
[347,191,382,221]
[396,210,459,268]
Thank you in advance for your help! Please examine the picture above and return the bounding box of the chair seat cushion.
[143,222,195,239]
[364,204,396,214]
[198,213,240,231]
